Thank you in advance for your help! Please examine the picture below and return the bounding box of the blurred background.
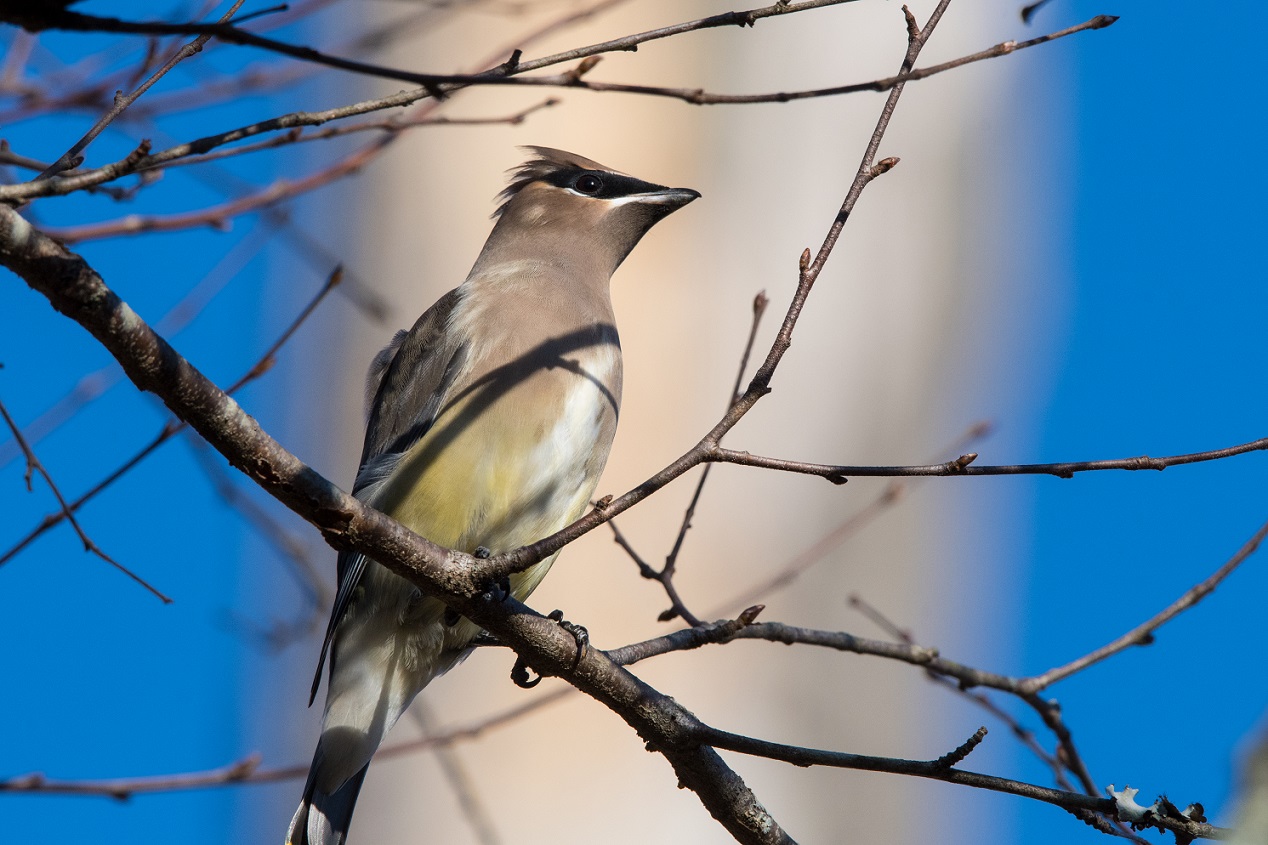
[1,1,1265,843]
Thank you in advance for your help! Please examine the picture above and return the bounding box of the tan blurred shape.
[284,1,1063,842]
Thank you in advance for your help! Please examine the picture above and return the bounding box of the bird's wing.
[309,287,467,705]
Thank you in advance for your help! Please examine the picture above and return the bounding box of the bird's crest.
[493,146,623,217]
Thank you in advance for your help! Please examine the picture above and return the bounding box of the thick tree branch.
[0,263,344,569]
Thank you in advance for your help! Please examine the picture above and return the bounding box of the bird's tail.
[286,753,369,845]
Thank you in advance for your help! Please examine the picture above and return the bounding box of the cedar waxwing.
[288,147,699,845]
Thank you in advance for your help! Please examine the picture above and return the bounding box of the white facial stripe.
[561,189,684,206]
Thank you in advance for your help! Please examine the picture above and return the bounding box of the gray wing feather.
[364,329,407,420]
[309,288,466,705]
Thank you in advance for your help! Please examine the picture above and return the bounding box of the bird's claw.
[447,546,505,626]
[508,609,589,689]
[479,575,512,604]
[548,608,589,671]
[511,655,542,688]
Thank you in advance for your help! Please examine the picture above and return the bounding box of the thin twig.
[42,139,394,243]
[710,436,1268,482]
[32,0,247,180]
[0,224,272,468]
[0,398,170,602]
[0,30,36,91]
[0,687,573,798]
[697,725,1224,842]
[846,594,1107,817]
[712,421,992,616]
[647,292,772,625]
[527,14,1117,106]
[1020,516,1268,694]
[12,0,854,96]
[0,755,264,800]
[407,703,503,845]
[0,15,1117,206]
[138,99,561,172]
[0,266,344,568]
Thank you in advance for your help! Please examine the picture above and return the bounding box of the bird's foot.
[470,546,511,604]
[510,656,541,688]
[446,574,510,627]
[478,575,511,604]
[547,609,590,670]
[510,609,589,689]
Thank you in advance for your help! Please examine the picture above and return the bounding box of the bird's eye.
[574,174,604,195]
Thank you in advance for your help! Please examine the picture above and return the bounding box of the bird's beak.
[630,187,701,208]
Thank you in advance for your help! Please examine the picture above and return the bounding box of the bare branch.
[511,0,861,74]
[0,397,170,602]
[713,421,992,616]
[698,725,1224,842]
[8,0,856,96]
[0,224,272,468]
[542,13,1116,105]
[42,142,393,243]
[710,436,1268,482]
[487,0,951,589]
[1020,516,1268,694]
[32,0,246,180]
[0,14,1116,206]
[0,686,575,799]
[617,290,772,626]
[0,755,264,800]
[845,593,1132,836]
[0,264,344,567]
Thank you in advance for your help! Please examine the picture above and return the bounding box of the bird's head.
[488,146,700,274]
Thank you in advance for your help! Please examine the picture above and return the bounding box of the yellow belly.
[364,368,611,646]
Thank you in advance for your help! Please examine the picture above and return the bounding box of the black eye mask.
[545,168,670,200]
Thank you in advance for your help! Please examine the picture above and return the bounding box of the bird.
[287,147,699,845]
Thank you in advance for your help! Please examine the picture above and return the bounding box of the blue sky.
[1017,2,1268,840]
[1,2,1265,844]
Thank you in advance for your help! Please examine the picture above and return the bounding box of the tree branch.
[0,263,344,568]
[709,436,1268,482]
[1019,516,1268,694]
[0,14,1116,206]
[0,396,170,602]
